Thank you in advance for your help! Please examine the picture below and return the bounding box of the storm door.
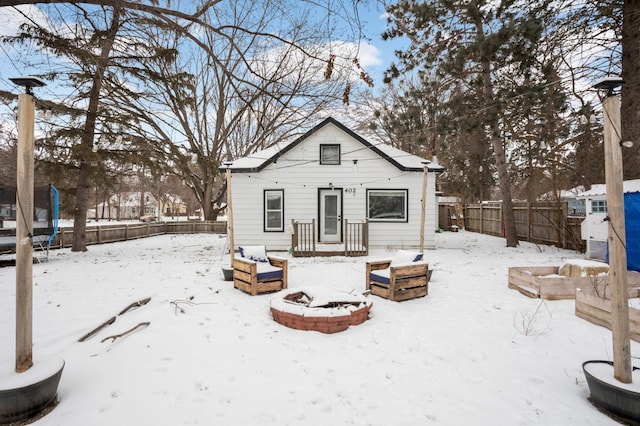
[319,188,342,243]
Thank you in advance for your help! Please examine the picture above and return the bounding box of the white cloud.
[353,42,383,68]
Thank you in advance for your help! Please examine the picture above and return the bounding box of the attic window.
[320,144,340,165]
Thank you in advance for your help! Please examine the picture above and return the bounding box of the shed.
[577,179,640,271]
[225,117,445,254]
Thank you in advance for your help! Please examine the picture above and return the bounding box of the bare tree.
[98,0,350,219]
[1,0,368,247]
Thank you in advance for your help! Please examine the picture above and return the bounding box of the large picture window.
[320,144,340,165]
[367,189,408,222]
[264,189,284,231]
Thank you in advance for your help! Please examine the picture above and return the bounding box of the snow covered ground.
[0,230,636,425]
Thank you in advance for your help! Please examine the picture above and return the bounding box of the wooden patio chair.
[366,250,429,302]
[233,245,288,296]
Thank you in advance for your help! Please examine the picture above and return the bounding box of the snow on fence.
[52,221,226,249]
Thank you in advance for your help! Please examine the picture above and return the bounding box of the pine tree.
[383,0,560,247]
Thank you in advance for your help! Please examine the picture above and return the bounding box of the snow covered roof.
[576,179,640,198]
[538,186,586,200]
[225,117,445,173]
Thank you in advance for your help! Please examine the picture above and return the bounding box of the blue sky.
[0,3,403,95]
[354,1,407,89]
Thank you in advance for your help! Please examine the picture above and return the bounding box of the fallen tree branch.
[78,297,152,342]
[101,322,150,343]
[78,316,116,342]
[119,297,151,315]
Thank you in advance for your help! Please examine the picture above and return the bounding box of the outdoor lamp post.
[2,76,64,424]
[9,76,46,373]
[581,77,639,425]
[595,77,632,383]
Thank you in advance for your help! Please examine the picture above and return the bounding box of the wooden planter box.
[508,267,640,300]
[575,287,640,343]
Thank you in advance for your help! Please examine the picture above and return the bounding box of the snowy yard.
[0,230,635,425]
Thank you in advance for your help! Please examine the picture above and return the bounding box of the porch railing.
[344,219,368,256]
[291,219,316,257]
[290,218,368,257]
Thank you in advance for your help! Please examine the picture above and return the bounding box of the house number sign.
[345,187,357,197]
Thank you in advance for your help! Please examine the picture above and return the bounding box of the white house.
[95,192,159,220]
[225,117,445,252]
[577,179,640,268]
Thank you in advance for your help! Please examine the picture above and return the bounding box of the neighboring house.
[225,117,445,252]
[539,187,586,217]
[96,192,159,220]
[160,194,188,218]
[577,179,640,271]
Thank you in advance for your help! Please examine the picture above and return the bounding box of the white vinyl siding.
[229,123,438,251]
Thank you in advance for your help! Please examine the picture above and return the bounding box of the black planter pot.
[583,360,640,425]
[0,357,64,424]
[222,266,234,281]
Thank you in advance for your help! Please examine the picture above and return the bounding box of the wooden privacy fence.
[51,221,226,249]
[464,202,585,251]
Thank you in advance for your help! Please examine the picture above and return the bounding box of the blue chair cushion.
[370,268,391,285]
[256,262,283,281]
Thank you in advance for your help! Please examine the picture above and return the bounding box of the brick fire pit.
[270,288,372,334]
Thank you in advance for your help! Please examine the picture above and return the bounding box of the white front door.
[319,189,342,243]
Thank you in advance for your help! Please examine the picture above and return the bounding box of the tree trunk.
[478,57,518,247]
[622,0,640,179]
[490,130,519,247]
[71,8,120,251]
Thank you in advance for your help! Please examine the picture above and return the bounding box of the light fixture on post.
[582,77,638,424]
[3,76,64,423]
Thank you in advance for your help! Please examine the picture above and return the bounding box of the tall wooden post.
[602,93,632,383]
[419,161,429,252]
[15,92,35,373]
[225,163,234,266]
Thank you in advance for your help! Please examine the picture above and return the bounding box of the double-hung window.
[264,189,284,231]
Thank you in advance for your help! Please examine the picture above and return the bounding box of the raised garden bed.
[508,259,640,300]
[270,288,372,334]
[575,287,640,343]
